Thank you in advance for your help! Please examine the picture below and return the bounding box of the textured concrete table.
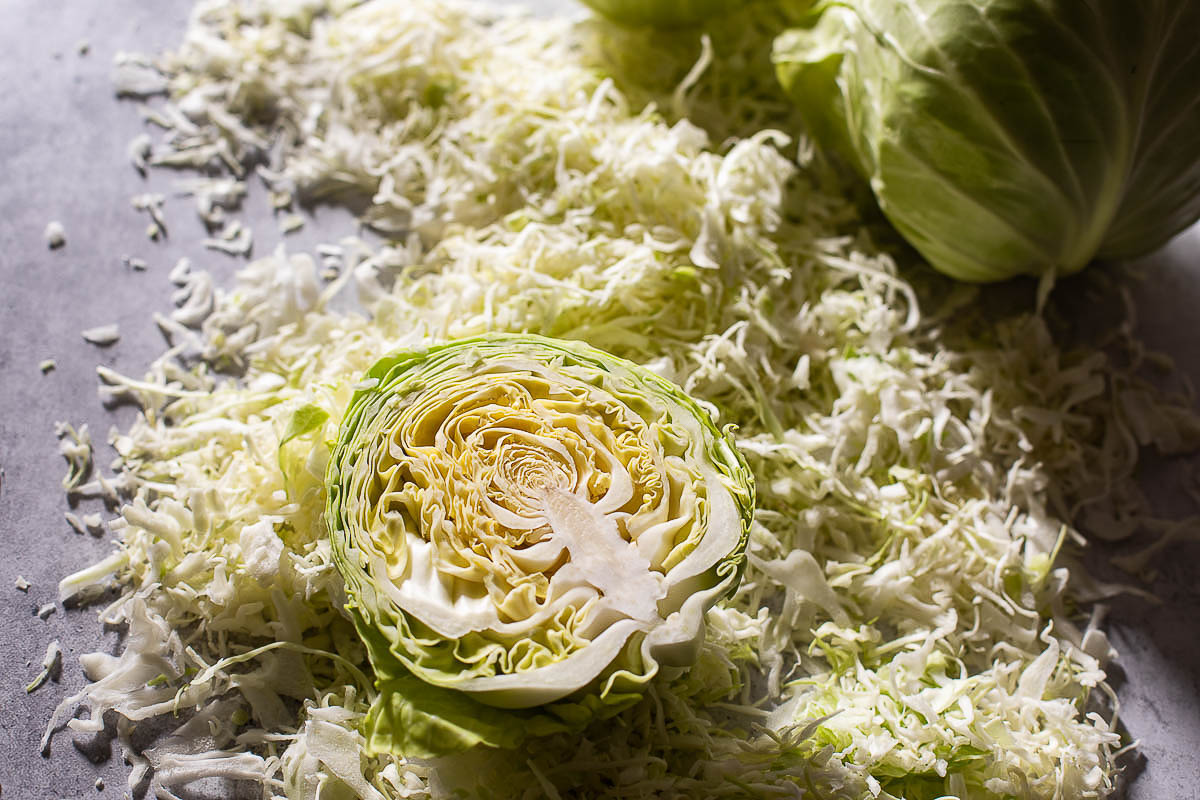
[1,1,1197,798]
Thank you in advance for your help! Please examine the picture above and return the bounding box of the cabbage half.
[325,334,754,756]
[579,0,746,28]
[774,0,1200,282]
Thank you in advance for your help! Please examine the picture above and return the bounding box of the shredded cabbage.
[44,1,1200,798]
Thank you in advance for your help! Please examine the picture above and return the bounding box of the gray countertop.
[1,1,1197,798]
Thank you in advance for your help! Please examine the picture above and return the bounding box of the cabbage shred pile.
[50,1,1197,798]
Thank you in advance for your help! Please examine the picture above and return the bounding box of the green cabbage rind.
[773,0,1200,282]
[325,333,754,756]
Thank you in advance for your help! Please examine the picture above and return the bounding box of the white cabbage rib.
[325,335,753,711]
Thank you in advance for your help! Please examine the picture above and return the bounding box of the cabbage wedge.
[325,334,754,757]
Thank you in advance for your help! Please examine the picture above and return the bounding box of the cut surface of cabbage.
[325,334,752,755]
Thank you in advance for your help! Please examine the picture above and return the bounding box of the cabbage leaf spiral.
[325,334,754,756]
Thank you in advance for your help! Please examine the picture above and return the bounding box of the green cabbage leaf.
[325,333,754,757]
[774,0,1200,282]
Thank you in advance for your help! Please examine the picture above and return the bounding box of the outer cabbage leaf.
[364,675,564,759]
[325,333,754,756]
[774,0,1200,282]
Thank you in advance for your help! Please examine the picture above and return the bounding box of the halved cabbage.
[325,334,754,756]
[579,0,746,28]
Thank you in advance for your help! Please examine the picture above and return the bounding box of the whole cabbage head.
[774,0,1200,282]
[325,334,754,757]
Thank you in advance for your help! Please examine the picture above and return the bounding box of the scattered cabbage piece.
[44,220,66,249]
[27,640,62,693]
[55,421,93,491]
[325,334,754,756]
[113,52,169,97]
[773,0,1200,282]
[81,324,121,346]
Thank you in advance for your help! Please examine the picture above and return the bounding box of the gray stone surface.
[0,1,1196,798]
